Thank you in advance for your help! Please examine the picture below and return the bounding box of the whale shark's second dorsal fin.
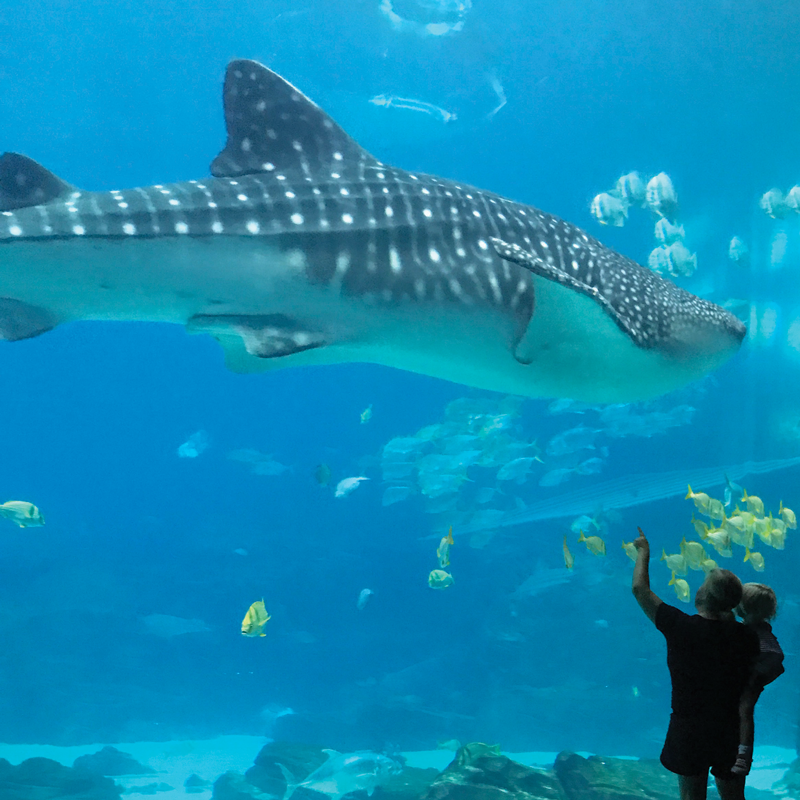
[0,152,75,211]
[211,59,379,179]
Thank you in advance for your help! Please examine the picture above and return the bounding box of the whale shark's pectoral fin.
[0,152,75,211]
[187,314,328,372]
[0,298,58,341]
[492,237,643,349]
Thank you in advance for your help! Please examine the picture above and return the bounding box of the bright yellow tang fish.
[241,599,271,637]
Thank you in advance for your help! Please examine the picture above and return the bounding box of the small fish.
[699,557,718,573]
[680,538,707,570]
[780,501,797,529]
[357,588,374,610]
[590,192,628,227]
[575,456,604,476]
[615,172,646,207]
[437,527,454,568]
[669,572,691,603]
[661,549,688,577]
[577,530,606,556]
[314,463,332,487]
[563,535,575,569]
[645,172,678,217]
[728,236,749,264]
[760,188,788,219]
[741,490,764,517]
[621,540,637,562]
[428,569,454,589]
[723,474,743,507]
[690,514,709,538]
[369,93,457,123]
[241,599,271,637]
[335,476,369,498]
[648,245,671,275]
[654,218,685,245]
[360,404,373,424]
[382,484,414,506]
[786,185,800,212]
[177,429,209,458]
[570,514,600,535]
[279,750,402,800]
[496,456,539,482]
[707,498,725,522]
[703,528,732,557]
[686,485,711,515]
[538,467,575,487]
[632,686,640,698]
[0,501,44,528]
[665,241,697,278]
[744,547,765,572]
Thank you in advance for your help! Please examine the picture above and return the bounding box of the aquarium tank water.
[0,1,798,798]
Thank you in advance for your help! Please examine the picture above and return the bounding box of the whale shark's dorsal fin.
[0,152,75,211]
[211,59,379,178]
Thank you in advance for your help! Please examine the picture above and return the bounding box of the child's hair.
[740,583,778,622]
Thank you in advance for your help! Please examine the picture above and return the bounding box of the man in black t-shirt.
[631,530,759,800]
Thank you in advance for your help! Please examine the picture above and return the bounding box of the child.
[732,582,785,776]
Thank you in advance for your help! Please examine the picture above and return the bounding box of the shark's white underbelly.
[0,236,725,402]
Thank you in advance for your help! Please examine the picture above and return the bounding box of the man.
[631,529,759,800]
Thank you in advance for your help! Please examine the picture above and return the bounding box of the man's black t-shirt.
[656,603,759,720]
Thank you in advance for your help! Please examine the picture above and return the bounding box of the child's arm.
[632,528,663,624]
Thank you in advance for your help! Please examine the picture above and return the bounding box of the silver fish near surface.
[0,60,744,403]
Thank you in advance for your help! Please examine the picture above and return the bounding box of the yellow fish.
[686,484,711,515]
[744,547,765,572]
[621,540,637,562]
[699,558,718,573]
[769,526,786,550]
[0,501,44,528]
[241,599,271,637]
[437,527,454,568]
[428,569,454,589]
[703,528,732,557]
[690,514,708,538]
[661,548,688,576]
[563,535,574,569]
[742,490,764,517]
[753,516,772,546]
[707,498,725,522]
[360,404,373,424]
[780,501,797,530]
[724,515,753,548]
[578,530,605,556]
[680,538,707,570]
[669,572,691,603]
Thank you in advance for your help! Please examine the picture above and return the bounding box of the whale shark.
[0,59,744,402]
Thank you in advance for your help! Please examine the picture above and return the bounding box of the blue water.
[0,0,798,762]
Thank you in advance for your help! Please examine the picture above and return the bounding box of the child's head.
[737,582,778,623]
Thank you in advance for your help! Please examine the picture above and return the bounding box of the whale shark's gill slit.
[210,60,380,180]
